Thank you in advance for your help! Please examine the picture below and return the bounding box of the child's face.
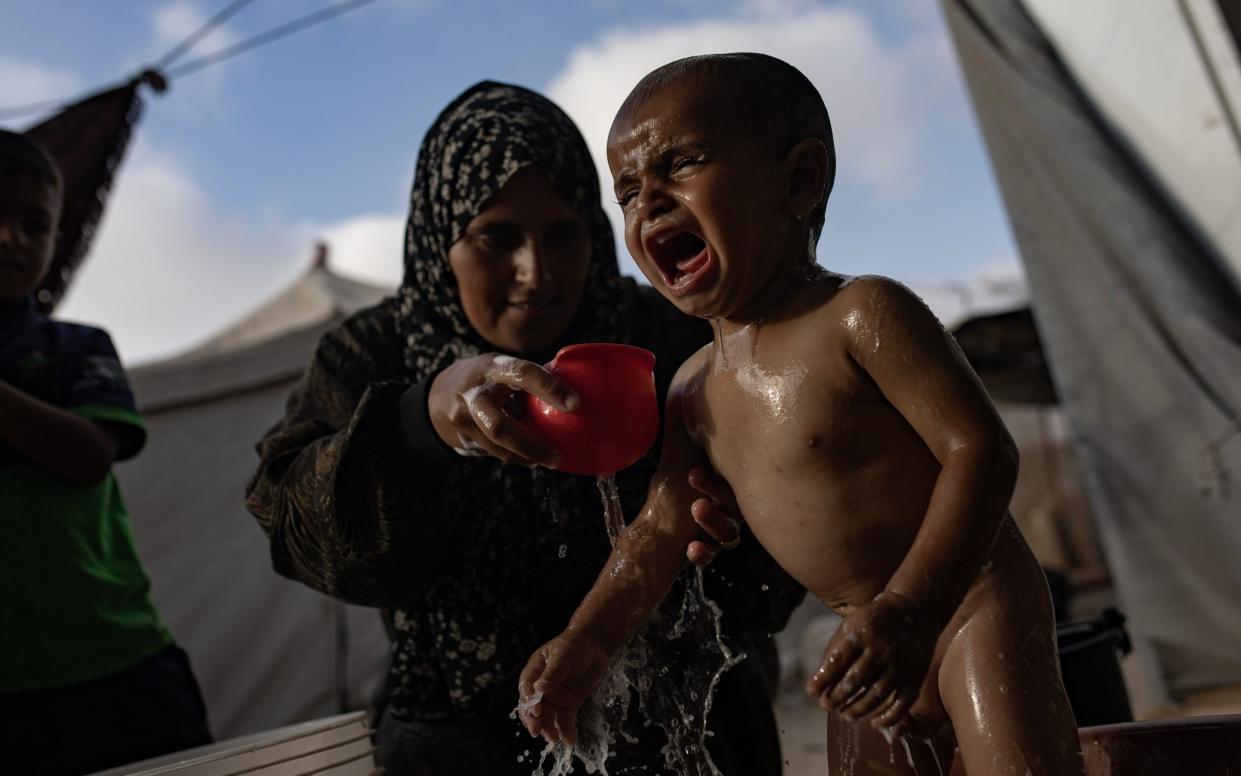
[607,82,793,319]
[0,169,60,300]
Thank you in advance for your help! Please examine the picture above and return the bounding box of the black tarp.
[22,76,153,314]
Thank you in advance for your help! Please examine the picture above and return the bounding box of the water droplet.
[761,583,770,591]
[596,474,627,548]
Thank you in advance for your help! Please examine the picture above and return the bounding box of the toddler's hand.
[805,591,940,731]
[518,634,610,746]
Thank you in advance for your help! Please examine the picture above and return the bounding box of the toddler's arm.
[809,277,1018,728]
[518,362,709,745]
[0,380,118,484]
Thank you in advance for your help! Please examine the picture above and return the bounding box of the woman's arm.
[245,303,456,608]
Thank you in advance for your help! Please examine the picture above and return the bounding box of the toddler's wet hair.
[620,53,835,240]
[0,129,63,192]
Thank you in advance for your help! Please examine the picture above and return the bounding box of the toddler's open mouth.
[645,229,715,296]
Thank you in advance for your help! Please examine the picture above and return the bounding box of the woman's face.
[449,167,592,354]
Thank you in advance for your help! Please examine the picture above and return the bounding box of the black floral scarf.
[395,80,632,375]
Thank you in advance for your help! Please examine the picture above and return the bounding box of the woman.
[245,82,802,774]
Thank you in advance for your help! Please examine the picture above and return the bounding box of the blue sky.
[0,0,1024,362]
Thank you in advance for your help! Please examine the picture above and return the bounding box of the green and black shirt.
[1,294,171,692]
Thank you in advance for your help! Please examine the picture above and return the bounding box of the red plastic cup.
[526,343,659,476]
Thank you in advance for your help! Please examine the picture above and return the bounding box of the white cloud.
[911,258,1028,328]
[546,3,953,277]
[131,1,245,106]
[54,139,408,364]
[314,213,406,289]
[57,143,309,364]
[547,5,947,198]
[738,0,821,16]
[152,1,241,59]
[0,56,82,111]
[879,0,944,26]
[972,256,1027,300]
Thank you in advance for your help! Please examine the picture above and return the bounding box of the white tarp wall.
[117,326,390,739]
[1025,0,1241,281]
[942,0,1241,705]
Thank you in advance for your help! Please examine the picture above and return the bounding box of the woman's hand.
[685,466,744,567]
[427,353,578,467]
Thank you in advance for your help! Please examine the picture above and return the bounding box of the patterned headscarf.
[395,81,633,378]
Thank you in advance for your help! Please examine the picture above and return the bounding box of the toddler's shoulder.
[835,273,923,306]
[826,274,952,362]
[829,274,938,324]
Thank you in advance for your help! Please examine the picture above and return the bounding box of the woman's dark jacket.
[245,287,804,723]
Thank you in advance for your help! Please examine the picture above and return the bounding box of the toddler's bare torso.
[679,276,944,610]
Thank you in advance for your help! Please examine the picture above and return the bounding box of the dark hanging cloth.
[22,72,164,315]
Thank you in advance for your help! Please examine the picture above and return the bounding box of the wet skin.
[606,87,803,322]
[520,82,1082,775]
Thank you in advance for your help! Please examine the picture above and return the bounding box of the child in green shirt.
[0,129,211,774]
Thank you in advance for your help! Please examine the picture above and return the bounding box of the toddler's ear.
[784,138,831,221]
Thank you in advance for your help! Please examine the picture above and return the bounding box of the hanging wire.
[153,0,258,70]
[1,0,257,122]
[0,0,386,122]
[165,0,385,79]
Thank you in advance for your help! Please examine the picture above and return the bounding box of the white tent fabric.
[942,0,1241,704]
[116,263,392,739]
[1024,0,1241,281]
